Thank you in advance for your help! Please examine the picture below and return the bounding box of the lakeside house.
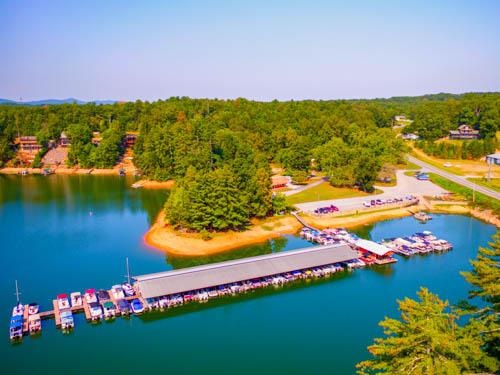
[271,175,290,189]
[16,136,42,152]
[59,132,70,147]
[449,124,480,140]
[125,132,139,147]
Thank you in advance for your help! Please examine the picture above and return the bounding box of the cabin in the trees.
[16,136,42,152]
[125,132,138,147]
[92,132,102,146]
[392,115,413,127]
[449,125,480,140]
[59,131,70,147]
[401,133,419,140]
[271,175,290,189]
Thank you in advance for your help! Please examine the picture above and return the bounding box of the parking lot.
[295,170,447,213]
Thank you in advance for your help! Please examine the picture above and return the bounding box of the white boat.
[122,283,134,297]
[103,302,116,319]
[60,310,74,330]
[12,303,24,317]
[84,289,97,304]
[28,314,41,335]
[70,292,82,307]
[28,303,39,315]
[89,302,103,321]
[57,294,70,310]
[111,285,125,300]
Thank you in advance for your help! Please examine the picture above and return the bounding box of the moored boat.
[28,314,41,335]
[57,294,70,310]
[28,303,39,315]
[60,310,74,330]
[84,289,98,304]
[70,292,82,307]
[130,299,144,314]
[10,315,23,341]
[89,302,103,321]
[103,301,116,319]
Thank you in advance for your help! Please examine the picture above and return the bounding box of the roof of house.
[134,244,359,298]
[355,239,392,256]
[271,175,289,186]
[486,153,500,160]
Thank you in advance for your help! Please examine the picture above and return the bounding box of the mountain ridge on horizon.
[0,91,499,106]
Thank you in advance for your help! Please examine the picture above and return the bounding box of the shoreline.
[144,212,302,257]
[144,203,500,257]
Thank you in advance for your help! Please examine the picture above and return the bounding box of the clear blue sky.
[1,0,499,101]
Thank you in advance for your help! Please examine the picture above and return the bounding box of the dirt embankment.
[144,212,302,257]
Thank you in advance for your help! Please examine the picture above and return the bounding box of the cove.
[0,175,496,374]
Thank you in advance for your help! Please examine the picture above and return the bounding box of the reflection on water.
[167,236,290,269]
[0,174,170,225]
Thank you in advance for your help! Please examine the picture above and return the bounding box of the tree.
[356,288,496,375]
[461,234,500,361]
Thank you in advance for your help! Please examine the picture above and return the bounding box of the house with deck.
[449,125,480,140]
[16,136,42,152]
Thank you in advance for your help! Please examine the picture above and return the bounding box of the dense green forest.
[0,93,498,230]
[403,93,500,140]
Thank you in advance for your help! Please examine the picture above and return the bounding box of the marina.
[8,228,453,341]
[1,175,495,375]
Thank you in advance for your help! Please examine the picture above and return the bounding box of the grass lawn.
[467,178,500,193]
[286,182,374,205]
[404,161,422,170]
[410,145,500,177]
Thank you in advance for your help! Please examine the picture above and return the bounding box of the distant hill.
[0,98,118,106]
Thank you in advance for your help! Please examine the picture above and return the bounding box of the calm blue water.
[0,174,496,375]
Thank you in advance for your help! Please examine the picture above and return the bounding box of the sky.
[1,0,499,102]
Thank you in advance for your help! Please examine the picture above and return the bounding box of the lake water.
[0,175,496,375]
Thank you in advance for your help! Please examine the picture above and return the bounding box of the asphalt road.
[406,155,500,201]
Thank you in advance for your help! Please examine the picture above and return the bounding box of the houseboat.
[117,299,131,316]
[111,285,125,300]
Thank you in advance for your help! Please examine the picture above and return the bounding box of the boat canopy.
[355,239,392,256]
[103,301,115,309]
[60,311,72,318]
[85,289,96,294]
[89,302,101,308]
[57,294,68,299]
[28,314,40,321]
[70,292,81,296]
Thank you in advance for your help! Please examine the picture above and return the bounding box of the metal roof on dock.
[134,244,358,298]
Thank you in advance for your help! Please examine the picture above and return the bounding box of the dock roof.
[355,239,391,256]
[134,244,359,298]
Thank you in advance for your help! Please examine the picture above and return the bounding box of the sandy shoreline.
[144,213,302,256]
[144,202,500,257]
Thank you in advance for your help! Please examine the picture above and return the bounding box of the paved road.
[406,155,500,201]
[295,170,446,213]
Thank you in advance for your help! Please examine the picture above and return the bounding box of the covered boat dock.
[134,244,359,299]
